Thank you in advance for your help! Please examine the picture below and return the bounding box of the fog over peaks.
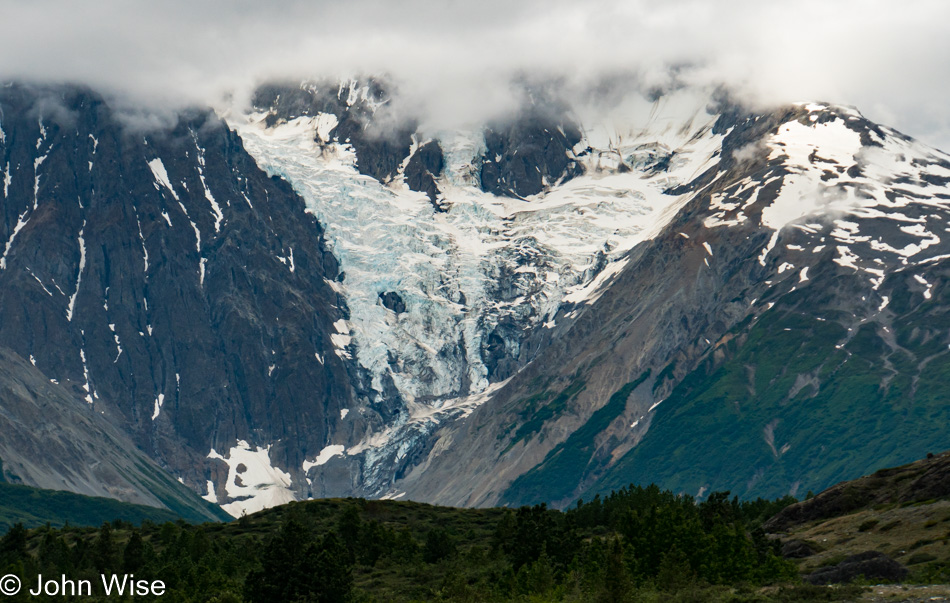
[2,0,949,149]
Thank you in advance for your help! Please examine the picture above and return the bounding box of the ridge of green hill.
[0,482,187,531]
[766,450,950,533]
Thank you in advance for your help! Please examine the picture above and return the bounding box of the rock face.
[404,141,445,208]
[806,551,908,585]
[0,345,227,523]
[252,80,416,185]
[480,112,584,198]
[0,84,364,514]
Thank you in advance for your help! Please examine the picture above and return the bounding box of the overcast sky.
[2,0,949,149]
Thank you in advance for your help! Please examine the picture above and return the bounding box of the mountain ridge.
[3,79,950,516]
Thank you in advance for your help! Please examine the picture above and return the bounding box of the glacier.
[220,85,730,507]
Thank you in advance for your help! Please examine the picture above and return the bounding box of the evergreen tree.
[312,533,353,603]
[423,527,456,564]
[245,514,353,603]
[518,544,556,596]
[337,504,362,562]
[38,530,71,573]
[602,537,631,603]
[0,523,27,568]
[123,530,146,573]
[93,522,119,573]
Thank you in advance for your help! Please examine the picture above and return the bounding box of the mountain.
[390,98,950,508]
[2,78,950,515]
[0,344,227,523]
[228,80,730,503]
[0,83,369,516]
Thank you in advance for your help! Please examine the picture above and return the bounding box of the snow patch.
[151,393,165,420]
[194,140,225,232]
[147,158,179,201]
[758,232,779,266]
[914,274,933,299]
[202,480,217,504]
[303,444,346,472]
[66,221,87,322]
[208,440,295,517]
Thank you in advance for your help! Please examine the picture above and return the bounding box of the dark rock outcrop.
[806,551,908,585]
[379,291,406,314]
[480,113,583,198]
[253,80,415,185]
[404,140,445,209]
[781,539,817,559]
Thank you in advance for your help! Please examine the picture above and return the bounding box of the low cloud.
[731,141,767,164]
[2,0,949,149]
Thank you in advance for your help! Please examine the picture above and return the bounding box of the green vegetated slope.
[0,482,185,532]
[502,371,652,507]
[499,376,587,455]
[122,460,234,524]
[587,268,950,503]
[1,489,811,602]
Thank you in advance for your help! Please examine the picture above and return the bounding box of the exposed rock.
[480,319,524,382]
[781,539,817,559]
[0,345,226,522]
[253,80,415,185]
[0,84,364,510]
[379,291,407,314]
[404,140,445,209]
[806,551,908,585]
[480,112,583,198]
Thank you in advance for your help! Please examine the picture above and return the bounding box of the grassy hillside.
[0,482,185,531]
[765,451,950,596]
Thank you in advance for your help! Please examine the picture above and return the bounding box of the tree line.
[0,485,807,602]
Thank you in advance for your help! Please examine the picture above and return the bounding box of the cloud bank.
[2,0,949,149]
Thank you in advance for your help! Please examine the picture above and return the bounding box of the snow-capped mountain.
[3,78,950,515]
[227,81,729,503]
[391,97,950,508]
[0,84,364,516]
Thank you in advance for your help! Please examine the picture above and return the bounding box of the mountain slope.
[0,345,227,523]
[0,84,371,514]
[387,101,950,508]
[0,482,185,531]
